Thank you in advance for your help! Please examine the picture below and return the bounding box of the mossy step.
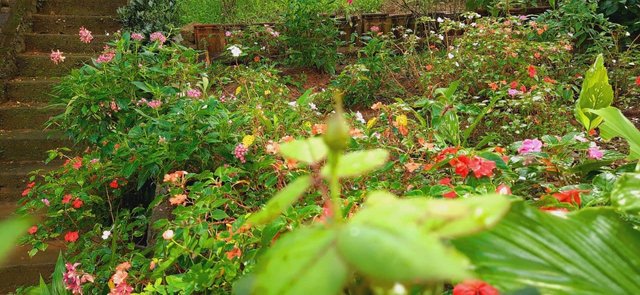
[16,53,92,77]
[0,161,60,198]
[0,103,62,129]
[39,0,127,16]
[5,77,60,102]
[0,129,71,162]
[0,263,55,293]
[24,33,111,53]
[32,14,121,35]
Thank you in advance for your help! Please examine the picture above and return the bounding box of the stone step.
[24,33,111,53]
[0,161,59,200]
[38,0,128,16]
[5,77,60,103]
[0,263,56,293]
[31,14,121,35]
[16,53,92,77]
[0,129,71,162]
[0,103,62,130]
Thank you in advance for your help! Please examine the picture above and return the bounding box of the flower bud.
[323,114,350,152]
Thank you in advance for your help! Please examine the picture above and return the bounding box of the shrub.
[118,0,180,35]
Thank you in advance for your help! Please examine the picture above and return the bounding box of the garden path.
[0,0,124,291]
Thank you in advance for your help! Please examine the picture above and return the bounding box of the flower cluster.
[50,50,66,64]
[63,263,95,294]
[109,262,133,295]
[234,143,249,163]
[449,155,497,178]
[79,27,94,44]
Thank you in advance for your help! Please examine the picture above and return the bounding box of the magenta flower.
[131,33,144,41]
[587,146,604,160]
[96,47,115,63]
[50,50,66,65]
[150,32,167,45]
[187,88,202,98]
[234,144,248,163]
[508,88,521,97]
[147,100,162,109]
[79,27,93,44]
[518,138,542,154]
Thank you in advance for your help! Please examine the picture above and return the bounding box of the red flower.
[225,246,242,260]
[449,155,471,178]
[534,52,541,59]
[435,147,459,162]
[636,76,640,86]
[27,182,36,188]
[468,157,496,178]
[72,157,82,170]
[519,85,527,93]
[443,190,457,199]
[62,194,73,204]
[496,184,511,195]
[64,231,79,243]
[22,188,32,196]
[552,189,584,206]
[527,65,536,78]
[509,81,518,89]
[72,198,83,209]
[439,178,452,186]
[28,226,38,235]
[109,179,119,189]
[453,280,499,295]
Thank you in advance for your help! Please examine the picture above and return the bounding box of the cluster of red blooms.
[449,155,497,178]
[453,280,499,295]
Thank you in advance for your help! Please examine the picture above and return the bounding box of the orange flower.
[552,189,585,206]
[311,124,327,135]
[28,225,38,235]
[543,76,556,84]
[488,82,499,91]
[169,194,188,206]
[225,246,242,260]
[404,162,421,173]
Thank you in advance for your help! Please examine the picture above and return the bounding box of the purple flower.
[508,88,521,97]
[518,138,542,154]
[587,146,604,160]
[187,88,202,98]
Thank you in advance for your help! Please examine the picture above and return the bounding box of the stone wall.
[0,0,35,83]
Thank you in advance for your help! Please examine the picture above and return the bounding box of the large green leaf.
[321,149,389,179]
[587,107,640,160]
[575,54,614,131]
[246,176,312,226]
[249,226,348,295]
[453,201,640,294]
[610,173,640,215]
[0,217,30,264]
[279,137,328,164]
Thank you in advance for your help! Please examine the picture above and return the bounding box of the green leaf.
[0,217,31,264]
[296,89,314,106]
[587,107,640,160]
[51,252,66,295]
[248,226,348,295]
[453,201,640,294]
[610,173,640,215]
[321,149,389,178]
[575,54,614,131]
[246,176,312,226]
[279,137,328,164]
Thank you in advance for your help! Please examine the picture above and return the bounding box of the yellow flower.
[366,117,378,129]
[396,115,408,127]
[235,86,242,95]
[242,135,256,147]
[264,90,271,95]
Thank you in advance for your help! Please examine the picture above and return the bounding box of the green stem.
[328,151,343,224]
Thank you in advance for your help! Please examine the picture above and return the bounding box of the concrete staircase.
[0,0,124,292]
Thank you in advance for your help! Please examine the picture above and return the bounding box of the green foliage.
[118,0,180,35]
[588,107,640,160]
[575,54,613,131]
[0,217,30,264]
[454,201,640,294]
[598,0,640,36]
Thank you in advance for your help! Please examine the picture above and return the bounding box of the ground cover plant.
[8,1,640,294]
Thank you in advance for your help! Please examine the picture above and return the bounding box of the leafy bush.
[118,0,180,35]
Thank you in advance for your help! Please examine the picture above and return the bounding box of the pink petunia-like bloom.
[147,100,162,109]
[150,32,167,44]
[518,138,543,154]
[508,88,521,97]
[587,145,604,160]
[63,263,94,294]
[79,27,94,44]
[131,33,144,41]
[50,50,66,64]
[186,88,202,98]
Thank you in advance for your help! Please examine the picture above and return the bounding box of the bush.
[118,0,180,35]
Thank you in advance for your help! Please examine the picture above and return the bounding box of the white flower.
[438,34,444,41]
[625,32,631,37]
[447,53,454,59]
[162,229,174,240]
[437,17,444,23]
[228,45,242,57]
[288,101,297,107]
[455,62,460,67]
[309,102,317,110]
[102,230,111,240]
[392,283,407,294]
[568,32,574,37]
[355,111,366,124]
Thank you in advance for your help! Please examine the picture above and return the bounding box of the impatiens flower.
[636,76,640,86]
[72,198,83,209]
[450,155,471,178]
[543,76,557,84]
[149,31,167,44]
[228,45,242,57]
[587,145,604,160]
[496,184,511,195]
[347,0,353,4]
[130,32,144,41]
[186,88,202,98]
[64,231,79,243]
[162,229,174,240]
[443,190,457,199]
[72,158,82,170]
[467,156,496,178]
[225,246,242,260]
[225,31,232,37]
[78,27,93,43]
[488,82,499,91]
[28,225,38,235]
[169,194,188,206]
[552,189,583,206]
[528,65,536,78]
[109,179,119,189]
[439,178,452,185]
[453,280,499,295]
[518,138,542,154]
[63,263,94,294]
[509,81,518,89]
[507,88,520,97]
[50,50,66,64]
[102,230,111,240]
[425,64,433,71]
[62,194,73,204]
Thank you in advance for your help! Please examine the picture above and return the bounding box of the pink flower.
[28,226,38,235]
[41,198,50,206]
[96,51,115,63]
[79,27,93,43]
[147,100,162,109]
[507,88,520,97]
[162,229,174,240]
[587,146,604,160]
[518,138,542,154]
[496,184,512,195]
[370,26,380,33]
[347,0,353,4]
[110,101,120,112]
[63,263,93,294]
[50,50,66,64]
[225,31,232,37]
[150,32,167,44]
[234,143,248,163]
[453,280,499,295]
[187,88,202,98]
[131,33,144,41]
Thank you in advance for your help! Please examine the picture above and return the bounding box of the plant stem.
[328,151,343,223]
